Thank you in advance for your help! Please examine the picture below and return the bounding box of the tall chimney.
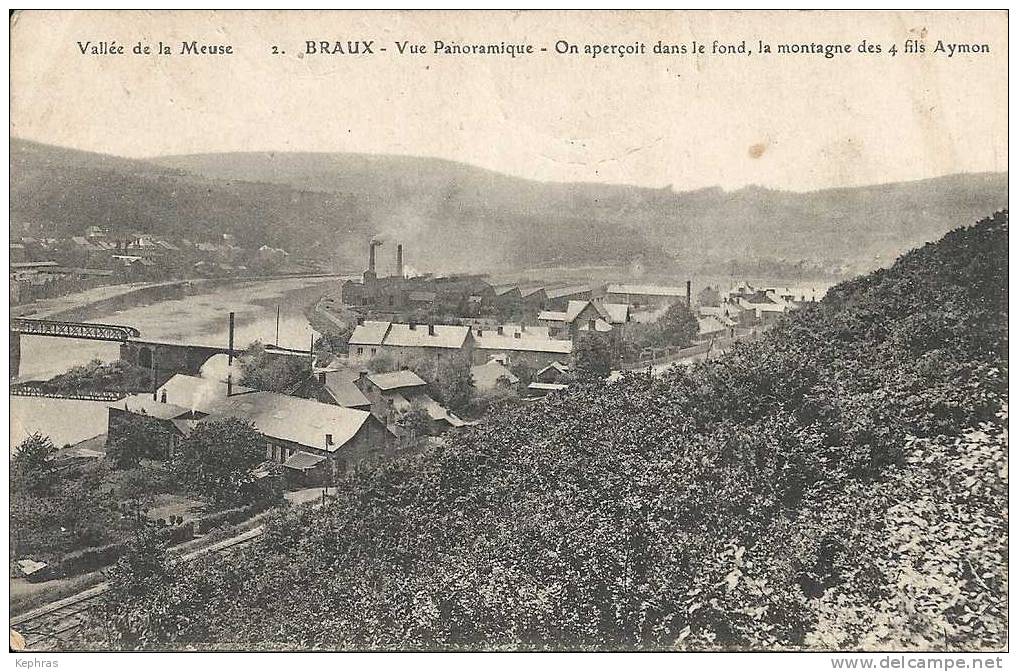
[368,241,376,273]
[396,244,404,279]
[686,280,692,307]
[428,323,435,336]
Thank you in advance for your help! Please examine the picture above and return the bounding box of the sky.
[9,10,1008,191]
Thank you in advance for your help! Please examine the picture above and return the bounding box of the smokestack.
[396,244,404,279]
[686,280,691,307]
[428,324,435,336]
[368,241,376,273]
[227,311,235,398]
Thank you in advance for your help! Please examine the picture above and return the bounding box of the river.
[10,277,339,449]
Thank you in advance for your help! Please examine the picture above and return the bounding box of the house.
[606,283,690,309]
[534,361,571,384]
[347,320,475,367]
[470,359,519,391]
[538,300,630,342]
[724,285,801,325]
[354,370,469,435]
[544,284,604,311]
[471,325,574,368]
[112,374,396,485]
[293,370,372,410]
[520,286,548,311]
[697,316,731,340]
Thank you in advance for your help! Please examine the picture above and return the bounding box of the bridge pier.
[10,331,20,380]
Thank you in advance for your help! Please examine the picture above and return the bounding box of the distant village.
[9,223,325,305]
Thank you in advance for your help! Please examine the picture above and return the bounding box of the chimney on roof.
[428,324,435,336]
[368,240,376,273]
[686,280,692,307]
[497,325,504,335]
[357,370,368,389]
[160,389,167,403]
[318,372,326,384]
[325,433,333,447]
[409,321,416,330]
[396,244,404,279]
[356,316,364,326]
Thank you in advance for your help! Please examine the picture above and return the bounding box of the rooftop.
[383,323,472,350]
[111,394,193,421]
[607,283,687,297]
[474,332,573,354]
[367,370,428,391]
[283,451,327,471]
[200,391,374,452]
[545,285,593,299]
[349,320,392,346]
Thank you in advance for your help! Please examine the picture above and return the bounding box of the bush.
[195,502,266,535]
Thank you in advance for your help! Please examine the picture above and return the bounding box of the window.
[357,347,364,355]
[371,348,377,355]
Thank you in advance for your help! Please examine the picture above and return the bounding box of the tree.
[697,285,722,307]
[574,334,613,380]
[367,352,396,374]
[395,401,432,442]
[313,325,354,356]
[106,412,169,469]
[11,433,56,492]
[658,301,699,347]
[432,355,475,413]
[510,360,536,388]
[171,417,265,507]
[239,342,310,393]
[40,359,153,395]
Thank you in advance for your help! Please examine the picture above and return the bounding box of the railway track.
[11,525,265,650]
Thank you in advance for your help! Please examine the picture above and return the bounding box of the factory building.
[339,240,495,315]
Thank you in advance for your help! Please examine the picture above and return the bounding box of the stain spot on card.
[749,143,767,159]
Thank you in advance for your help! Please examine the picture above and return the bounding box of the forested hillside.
[83,212,1008,651]
[12,139,1007,275]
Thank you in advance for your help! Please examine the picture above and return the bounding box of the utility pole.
[227,311,235,397]
[151,350,158,401]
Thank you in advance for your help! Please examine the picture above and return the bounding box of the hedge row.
[195,501,267,535]
[37,502,270,581]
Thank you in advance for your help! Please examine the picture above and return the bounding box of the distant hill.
[11,139,1008,275]
[10,139,375,269]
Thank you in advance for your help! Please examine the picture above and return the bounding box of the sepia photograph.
[5,8,1009,663]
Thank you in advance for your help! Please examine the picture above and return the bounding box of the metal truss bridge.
[10,318,141,342]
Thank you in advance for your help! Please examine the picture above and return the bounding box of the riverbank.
[11,273,350,322]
